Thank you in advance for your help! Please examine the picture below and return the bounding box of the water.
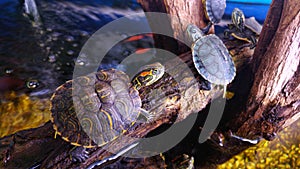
[0,0,270,96]
[0,0,149,96]
[227,0,271,5]
[224,2,270,23]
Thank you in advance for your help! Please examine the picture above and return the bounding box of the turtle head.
[232,8,245,32]
[186,24,204,43]
[132,62,165,90]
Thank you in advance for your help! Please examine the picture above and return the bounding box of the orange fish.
[124,33,153,42]
[135,48,151,54]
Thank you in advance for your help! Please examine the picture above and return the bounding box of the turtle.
[202,0,227,33]
[186,24,236,97]
[224,8,262,49]
[50,62,165,161]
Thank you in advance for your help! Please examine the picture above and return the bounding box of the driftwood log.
[0,0,299,168]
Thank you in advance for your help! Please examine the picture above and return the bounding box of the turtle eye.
[152,69,158,75]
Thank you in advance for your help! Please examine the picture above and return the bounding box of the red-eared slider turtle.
[50,62,164,161]
[202,0,226,33]
[224,8,262,49]
[186,24,236,97]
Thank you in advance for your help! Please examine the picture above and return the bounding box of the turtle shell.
[203,0,226,24]
[192,34,236,85]
[50,69,141,148]
[244,17,262,35]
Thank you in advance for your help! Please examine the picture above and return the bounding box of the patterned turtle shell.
[50,63,164,148]
[187,24,236,86]
[202,0,226,24]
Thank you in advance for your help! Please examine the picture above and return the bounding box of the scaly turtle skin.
[224,8,262,48]
[186,24,236,97]
[202,0,226,32]
[50,62,164,153]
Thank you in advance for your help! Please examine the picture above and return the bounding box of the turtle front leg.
[201,22,212,34]
[249,35,257,49]
[70,146,89,162]
[138,108,154,122]
[224,29,236,41]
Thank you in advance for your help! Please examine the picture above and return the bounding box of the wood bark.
[137,0,214,54]
[0,0,299,168]
[233,0,300,140]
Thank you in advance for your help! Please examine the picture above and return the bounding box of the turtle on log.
[224,8,262,49]
[50,62,165,161]
[186,24,236,97]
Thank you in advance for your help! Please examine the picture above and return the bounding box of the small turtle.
[186,24,236,97]
[224,8,262,49]
[50,62,164,161]
[202,0,227,33]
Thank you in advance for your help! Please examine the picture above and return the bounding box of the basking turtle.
[186,24,236,97]
[224,8,262,49]
[50,62,164,161]
[202,0,226,33]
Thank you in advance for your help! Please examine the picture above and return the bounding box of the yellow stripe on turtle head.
[131,62,165,90]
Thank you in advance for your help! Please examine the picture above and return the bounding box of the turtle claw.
[70,146,89,162]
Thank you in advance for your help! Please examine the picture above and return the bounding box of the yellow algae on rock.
[0,92,50,137]
[217,118,300,169]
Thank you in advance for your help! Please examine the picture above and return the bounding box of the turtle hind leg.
[222,85,235,99]
[211,84,225,98]
[70,146,89,162]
